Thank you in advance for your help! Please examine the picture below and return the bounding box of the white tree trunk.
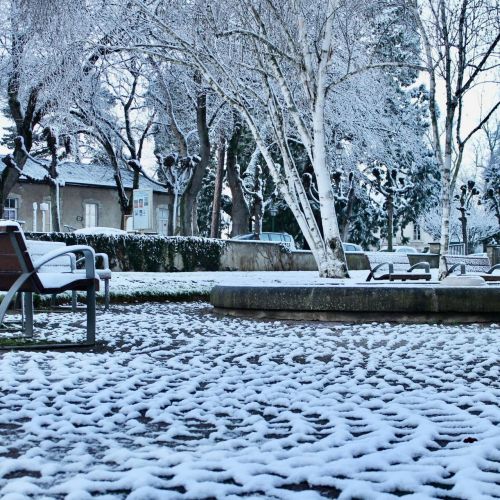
[438,150,452,278]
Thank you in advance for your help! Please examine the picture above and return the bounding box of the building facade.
[1,159,172,234]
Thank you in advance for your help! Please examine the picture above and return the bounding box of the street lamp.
[269,204,278,232]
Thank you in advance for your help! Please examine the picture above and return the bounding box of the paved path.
[0,303,499,499]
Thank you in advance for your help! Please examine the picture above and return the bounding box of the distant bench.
[443,254,500,282]
[365,252,431,282]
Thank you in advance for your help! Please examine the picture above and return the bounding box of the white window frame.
[3,197,18,220]
[84,202,98,228]
[157,206,169,236]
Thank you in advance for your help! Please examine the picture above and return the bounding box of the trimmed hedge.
[24,232,226,272]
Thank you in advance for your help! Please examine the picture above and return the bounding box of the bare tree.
[71,57,155,226]
[0,0,106,211]
[412,0,500,275]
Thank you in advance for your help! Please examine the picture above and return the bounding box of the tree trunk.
[45,128,61,232]
[210,135,225,238]
[387,196,394,252]
[459,209,468,254]
[340,186,356,242]
[102,139,130,228]
[252,166,263,237]
[180,73,210,235]
[49,184,61,232]
[226,115,250,236]
[307,0,348,278]
[438,114,455,278]
[312,84,348,276]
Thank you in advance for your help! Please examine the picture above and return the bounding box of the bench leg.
[23,293,34,338]
[86,283,96,345]
[0,274,30,328]
[72,291,77,312]
[104,280,110,311]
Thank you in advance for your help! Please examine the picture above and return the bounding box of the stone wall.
[219,241,439,272]
[220,241,317,271]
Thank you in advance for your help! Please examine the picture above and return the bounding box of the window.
[3,198,18,220]
[413,223,421,241]
[157,207,168,235]
[84,203,98,228]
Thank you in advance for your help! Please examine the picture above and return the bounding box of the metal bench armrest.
[408,262,430,273]
[77,252,110,271]
[373,262,394,274]
[33,245,96,279]
[487,263,500,274]
[446,262,466,277]
[366,261,394,281]
[94,253,110,270]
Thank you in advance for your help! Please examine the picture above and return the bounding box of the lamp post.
[269,204,278,232]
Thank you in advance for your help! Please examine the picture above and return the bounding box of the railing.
[447,243,465,255]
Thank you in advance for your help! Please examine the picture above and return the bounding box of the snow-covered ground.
[107,270,440,299]
[1,301,499,499]
[109,270,368,298]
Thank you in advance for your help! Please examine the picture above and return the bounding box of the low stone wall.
[487,245,500,266]
[220,240,317,271]
[220,241,439,272]
[408,253,439,268]
[211,284,500,323]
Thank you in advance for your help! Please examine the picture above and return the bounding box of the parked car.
[231,232,296,250]
[380,246,418,254]
[342,242,363,252]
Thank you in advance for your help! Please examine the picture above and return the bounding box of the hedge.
[24,232,226,272]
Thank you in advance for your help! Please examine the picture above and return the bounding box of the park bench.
[365,251,431,282]
[27,240,112,309]
[0,220,99,343]
[442,254,500,282]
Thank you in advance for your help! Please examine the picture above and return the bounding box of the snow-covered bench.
[443,254,500,282]
[365,251,431,282]
[0,220,99,343]
[27,240,112,309]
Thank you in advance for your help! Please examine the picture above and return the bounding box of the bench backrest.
[0,220,43,292]
[365,251,410,273]
[26,240,72,273]
[443,254,491,273]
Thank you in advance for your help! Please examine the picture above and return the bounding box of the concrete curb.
[210,284,500,323]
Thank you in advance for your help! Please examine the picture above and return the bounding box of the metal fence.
[447,243,465,255]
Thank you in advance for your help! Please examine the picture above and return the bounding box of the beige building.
[1,159,172,234]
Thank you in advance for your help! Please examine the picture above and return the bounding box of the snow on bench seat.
[365,251,431,281]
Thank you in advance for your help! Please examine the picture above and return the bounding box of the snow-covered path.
[0,303,499,499]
